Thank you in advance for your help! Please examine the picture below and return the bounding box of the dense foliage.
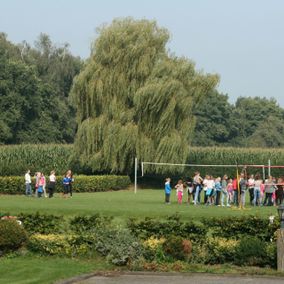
[0,219,28,254]
[0,33,81,144]
[0,175,131,194]
[70,18,218,174]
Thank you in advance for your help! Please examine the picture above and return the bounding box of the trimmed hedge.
[0,175,131,195]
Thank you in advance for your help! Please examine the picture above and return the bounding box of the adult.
[25,169,32,196]
[253,174,262,206]
[239,173,247,208]
[263,176,276,206]
[215,177,222,206]
[232,177,239,206]
[67,170,74,197]
[247,174,255,205]
[193,171,203,205]
[48,171,56,198]
[221,175,229,207]
[276,177,284,205]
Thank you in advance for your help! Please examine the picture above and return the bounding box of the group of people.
[24,169,74,198]
[164,171,284,207]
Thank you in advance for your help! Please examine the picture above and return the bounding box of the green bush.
[18,212,64,235]
[0,219,28,254]
[127,214,207,241]
[202,216,279,242]
[69,214,113,234]
[234,236,268,267]
[0,175,131,195]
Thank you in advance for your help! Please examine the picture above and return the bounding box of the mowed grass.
[0,189,277,221]
[0,254,113,284]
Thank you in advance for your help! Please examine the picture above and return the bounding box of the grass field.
[0,189,277,221]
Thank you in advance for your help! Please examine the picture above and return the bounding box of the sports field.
[0,189,277,221]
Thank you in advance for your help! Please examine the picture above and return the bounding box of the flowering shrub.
[28,234,93,256]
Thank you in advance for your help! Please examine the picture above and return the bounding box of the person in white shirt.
[48,171,56,198]
[25,170,32,196]
[248,174,255,205]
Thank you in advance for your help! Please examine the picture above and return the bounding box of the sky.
[1,0,284,106]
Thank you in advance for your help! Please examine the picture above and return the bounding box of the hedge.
[0,175,131,195]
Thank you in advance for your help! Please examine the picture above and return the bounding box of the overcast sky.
[1,0,284,106]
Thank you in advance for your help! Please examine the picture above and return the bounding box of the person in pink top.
[175,180,184,205]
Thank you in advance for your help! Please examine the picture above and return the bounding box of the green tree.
[71,18,218,174]
[192,91,233,146]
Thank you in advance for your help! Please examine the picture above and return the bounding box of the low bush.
[0,219,28,254]
[0,175,131,195]
[95,227,144,266]
[162,236,192,261]
[202,216,279,242]
[18,212,64,235]
[69,214,113,234]
[234,236,268,267]
[28,234,94,257]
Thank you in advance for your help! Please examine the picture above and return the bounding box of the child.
[63,173,71,198]
[175,179,184,205]
[227,178,233,205]
[206,176,215,206]
[37,172,45,198]
[185,177,194,204]
[164,178,171,204]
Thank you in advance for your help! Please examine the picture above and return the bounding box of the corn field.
[0,144,72,176]
[1,144,284,178]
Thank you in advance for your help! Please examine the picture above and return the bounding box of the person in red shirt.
[232,177,239,206]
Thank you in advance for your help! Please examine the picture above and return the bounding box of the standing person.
[25,170,32,196]
[263,176,276,206]
[164,177,171,204]
[67,170,74,197]
[203,175,209,204]
[253,174,262,206]
[248,174,255,205]
[221,175,229,207]
[215,177,222,206]
[175,179,184,205]
[227,178,233,205]
[276,177,284,205]
[232,177,239,206]
[48,171,56,198]
[239,173,247,208]
[193,172,203,205]
[37,172,44,198]
[34,172,41,197]
[63,173,71,198]
[185,177,194,204]
[206,176,215,206]
[41,173,47,198]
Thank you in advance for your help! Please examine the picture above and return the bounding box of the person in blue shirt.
[164,177,172,204]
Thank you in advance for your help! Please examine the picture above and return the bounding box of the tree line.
[1,19,284,152]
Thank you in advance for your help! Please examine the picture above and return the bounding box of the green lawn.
[0,253,113,284]
[0,189,277,221]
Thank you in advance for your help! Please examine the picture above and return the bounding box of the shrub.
[234,236,267,266]
[0,175,131,195]
[0,219,28,254]
[162,236,192,261]
[69,214,113,234]
[18,212,64,235]
[202,216,279,242]
[28,234,93,256]
[95,227,144,266]
[127,214,207,241]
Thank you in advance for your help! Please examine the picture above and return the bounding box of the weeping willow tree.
[70,18,219,174]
